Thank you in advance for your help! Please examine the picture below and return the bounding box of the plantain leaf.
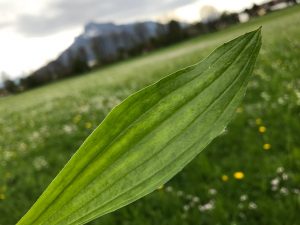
[17,28,261,225]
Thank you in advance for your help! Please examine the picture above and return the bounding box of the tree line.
[1,0,298,96]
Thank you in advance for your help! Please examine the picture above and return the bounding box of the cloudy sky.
[0,0,267,78]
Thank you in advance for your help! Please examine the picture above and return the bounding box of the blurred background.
[0,0,300,224]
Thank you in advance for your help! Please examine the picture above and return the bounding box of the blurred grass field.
[1,5,300,225]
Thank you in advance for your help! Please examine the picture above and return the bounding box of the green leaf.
[17,28,261,225]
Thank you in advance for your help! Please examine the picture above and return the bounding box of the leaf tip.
[248,27,262,47]
[248,27,262,37]
[256,26,262,36]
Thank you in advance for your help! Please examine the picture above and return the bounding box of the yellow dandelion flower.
[0,185,7,192]
[0,193,5,200]
[255,118,262,125]
[236,107,243,113]
[258,126,266,133]
[85,122,92,129]
[73,114,82,124]
[221,175,229,182]
[157,184,164,190]
[263,143,271,150]
[5,172,11,179]
[234,171,244,180]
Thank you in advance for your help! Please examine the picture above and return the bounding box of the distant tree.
[194,22,210,35]
[119,31,136,58]
[110,32,125,60]
[283,0,297,5]
[20,74,42,89]
[132,23,149,53]
[166,20,184,44]
[71,47,90,74]
[51,60,69,79]
[153,23,168,46]
[216,12,240,29]
[134,23,149,44]
[91,36,103,66]
[244,4,261,18]
[0,87,6,96]
[1,72,18,94]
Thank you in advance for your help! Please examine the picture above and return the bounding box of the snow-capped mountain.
[57,21,167,67]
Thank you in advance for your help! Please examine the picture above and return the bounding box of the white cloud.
[0,27,81,77]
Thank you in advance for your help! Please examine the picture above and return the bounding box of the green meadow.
[1,5,300,225]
